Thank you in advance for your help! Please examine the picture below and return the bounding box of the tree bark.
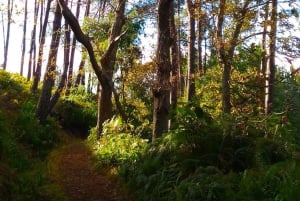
[32,0,52,92]
[20,0,28,76]
[36,2,62,124]
[66,0,81,94]
[75,59,86,86]
[186,0,196,101]
[152,0,173,139]
[3,0,13,70]
[47,10,71,114]
[97,0,127,138]
[27,0,39,81]
[75,0,90,87]
[177,1,184,97]
[197,0,205,76]
[265,0,277,115]
[216,0,251,114]
[260,2,269,76]
[57,0,128,135]
[169,0,178,129]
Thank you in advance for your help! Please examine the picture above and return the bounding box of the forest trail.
[49,134,131,201]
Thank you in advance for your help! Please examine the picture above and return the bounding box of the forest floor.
[49,132,132,201]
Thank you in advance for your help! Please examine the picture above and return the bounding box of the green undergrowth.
[54,86,97,138]
[88,117,148,169]
[89,104,300,201]
[0,70,66,201]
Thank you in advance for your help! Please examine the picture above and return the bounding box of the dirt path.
[54,139,131,201]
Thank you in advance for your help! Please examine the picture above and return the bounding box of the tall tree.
[197,0,205,76]
[32,0,52,92]
[57,0,127,137]
[97,0,127,138]
[75,0,91,87]
[177,0,184,97]
[27,0,39,81]
[265,0,278,115]
[46,5,71,114]
[36,2,62,123]
[3,0,13,70]
[186,0,196,100]
[20,0,28,76]
[169,0,179,128]
[152,0,173,139]
[216,0,251,113]
[66,0,81,93]
[260,1,269,76]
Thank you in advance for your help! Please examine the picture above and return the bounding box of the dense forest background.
[1,0,300,200]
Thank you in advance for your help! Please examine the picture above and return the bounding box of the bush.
[15,100,59,158]
[54,94,97,138]
[119,103,295,201]
[89,123,147,168]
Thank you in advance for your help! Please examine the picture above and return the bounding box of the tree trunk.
[216,0,251,114]
[75,0,90,87]
[261,2,269,76]
[66,0,81,94]
[177,0,184,97]
[27,0,39,81]
[186,0,196,101]
[216,0,229,113]
[265,0,277,115]
[169,0,178,129]
[75,59,86,86]
[36,2,62,124]
[39,0,44,40]
[20,0,28,76]
[57,0,128,134]
[197,0,204,76]
[260,1,269,110]
[3,0,13,70]
[97,0,127,138]
[47,12,71,114]
[152,0,172,139]
[32,0,52,92]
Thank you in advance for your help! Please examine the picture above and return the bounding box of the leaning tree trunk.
[47,15,71,114]
[97,0,127,138]
[57,0,128,134]
[20,0,28,76]
[152,0,173,139]
[32,0,52,92]
[36,2,62,124]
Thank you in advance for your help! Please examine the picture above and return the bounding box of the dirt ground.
[55,140,132,201]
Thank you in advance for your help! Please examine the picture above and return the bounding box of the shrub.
[89,124,147,168]
[54,95,97,138]
[15,100,59,158]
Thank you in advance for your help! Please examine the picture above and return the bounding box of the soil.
[55,139,132,201]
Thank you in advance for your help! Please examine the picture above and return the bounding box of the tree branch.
[56,0,128,122]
